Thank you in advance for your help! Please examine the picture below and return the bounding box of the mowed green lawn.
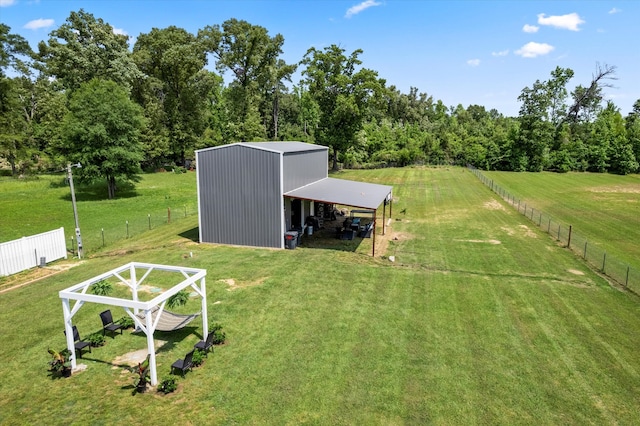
[1,167,639,424]
[482,171,640,273]
[0,171,198,251]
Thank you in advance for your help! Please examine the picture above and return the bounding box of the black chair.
[194,331,215,356]
[64,325,91,358]
[171,350,194,376]
[100,309,123,337]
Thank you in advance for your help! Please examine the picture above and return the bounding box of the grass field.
[481,171,640,272]
[1,167,639,424]
[0,171,198,252]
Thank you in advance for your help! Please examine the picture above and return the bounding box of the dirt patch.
[589,185,640,194]
[0,261,84,294]
[484,200,506,211]
[222,277,268,291]
[568,269,585,275]
[501,225,537,238]
[518,225,538,238]
[456,239,501,245]
[113,340,167,368]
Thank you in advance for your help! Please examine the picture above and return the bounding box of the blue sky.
[2,0,639,117]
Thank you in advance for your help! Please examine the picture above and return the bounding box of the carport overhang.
[284,177,393,256]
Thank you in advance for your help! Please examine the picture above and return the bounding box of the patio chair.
[100,309,123,337]
[64,325,91,358]
[171,350,194,376]
[194,330,215,356]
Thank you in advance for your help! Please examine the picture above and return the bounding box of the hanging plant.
[167,290,190,309]
[91,279,113,296]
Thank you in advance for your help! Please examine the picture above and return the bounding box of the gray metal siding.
[197,145,282,248]
[282,150,328,192]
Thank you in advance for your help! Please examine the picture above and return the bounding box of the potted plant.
[48,348,72,377]
[210,323,226,345]
[132,354,150,394]
[158,377,177,394]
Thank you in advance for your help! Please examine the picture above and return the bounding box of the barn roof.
[196,141,327,155]
[284,177,392,211]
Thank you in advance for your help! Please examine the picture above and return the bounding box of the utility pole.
[67,163,83,259]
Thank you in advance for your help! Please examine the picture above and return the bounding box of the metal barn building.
[196,141,392,250]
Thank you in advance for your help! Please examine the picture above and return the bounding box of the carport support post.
[62,298,77,370]
[145,309,158,386]
[372,218,376,257]
[382,203,386,235]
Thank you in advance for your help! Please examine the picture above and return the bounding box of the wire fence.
[468,166,639,296]
[66,204,198,256]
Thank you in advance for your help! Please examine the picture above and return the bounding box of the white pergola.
[58,262,208,386]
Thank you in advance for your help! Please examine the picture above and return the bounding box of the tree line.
[1,10,639,198]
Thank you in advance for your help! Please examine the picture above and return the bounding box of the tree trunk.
[107,176,116,199]
[332,148,339,171]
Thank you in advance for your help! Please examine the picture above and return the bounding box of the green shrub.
[87,332,106,347]
[158,377,177,394]
[173,166,187,174]
[47,348,72,377]
[192,348,206,367]
[116,316,135,329]
[167,290,190,309]
[210,323,226,345]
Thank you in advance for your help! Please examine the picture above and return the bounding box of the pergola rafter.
[58,262,208,386]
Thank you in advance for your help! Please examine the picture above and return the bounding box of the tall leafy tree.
[0,24,33,77]
[301,44,386,170]
[133,26,214,165]
[37,9,142,92]
[60,79,145,199]
[200,19,290,141]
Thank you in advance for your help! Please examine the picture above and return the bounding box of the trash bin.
[284,231,298,249]
[307,226,313,236]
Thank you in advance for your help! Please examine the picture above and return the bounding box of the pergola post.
[62,298,77,370]
[145,309,158,386]
[200,277,208,337]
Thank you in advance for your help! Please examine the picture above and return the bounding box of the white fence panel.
[0,227,67,276]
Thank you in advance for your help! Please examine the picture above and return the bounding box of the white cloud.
[608,8,621,14]
[23,18,54,30]
[492,50,509,57]
[0,0,16,7]
[515,42,554,58]
[113,27,128,37]
[345,0,381,18]
[522,24,539,33]
[467,59,480,67]
[537,13,585,31]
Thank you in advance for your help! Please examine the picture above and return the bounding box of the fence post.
[567,225,572,248]
[538,213,542,227]
[584,241,587,259]
[557,224,561,241]
[126,220,129,238]
[602,252,606,272]
[547,218,551,233]
[70,236,74,255]
[148,214,151,230]
[102,228,105,247]
[168,207,171,223]
[626,265,630,288]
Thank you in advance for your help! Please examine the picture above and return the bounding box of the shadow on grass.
[55,178,139,201]
[179,227,199,243]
